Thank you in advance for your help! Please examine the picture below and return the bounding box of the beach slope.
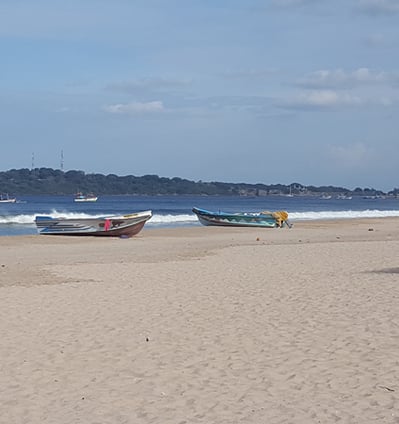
[1,218,399,423]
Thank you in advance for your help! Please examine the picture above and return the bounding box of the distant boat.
[74,192,98,202]
[0,193,16,203]
[35,210,152,237]
[337,194,352,200]
[320,194,332,200]
[363,195,385,199]
[286,185,294,197]
[192,207,291,228]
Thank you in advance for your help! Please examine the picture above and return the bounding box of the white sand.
[1,219,399,423]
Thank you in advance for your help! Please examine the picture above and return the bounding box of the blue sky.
[1,0,399,191]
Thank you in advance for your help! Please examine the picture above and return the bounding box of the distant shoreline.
[1,168,396,196]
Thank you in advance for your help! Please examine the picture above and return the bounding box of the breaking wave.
[1,209,399,227]
[289,209,399,221]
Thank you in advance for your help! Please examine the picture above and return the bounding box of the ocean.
[1,194,399,237]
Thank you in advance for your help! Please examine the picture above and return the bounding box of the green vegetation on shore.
[0,168,395,197]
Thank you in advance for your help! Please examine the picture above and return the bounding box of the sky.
[1,0,399,191]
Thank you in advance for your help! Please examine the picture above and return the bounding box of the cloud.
[56,107,70,113]
[297,68,395,89]
[174,95,276,117]
[103,101,164,115]
[221,69,278,80]
[364,33,386,47]
[278,90,362,109]
[106,78,191,96]
[271,0,320,7]
[0,1,151,42]
[328,142,375,169]
[357,0,399,15]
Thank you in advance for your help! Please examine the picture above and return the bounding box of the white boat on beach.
[35,210,152,237]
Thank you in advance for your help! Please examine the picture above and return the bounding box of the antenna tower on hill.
[60,149,64,172]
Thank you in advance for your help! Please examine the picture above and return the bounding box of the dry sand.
[1,218,399,423]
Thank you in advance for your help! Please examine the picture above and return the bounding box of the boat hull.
[192,207,287,228]
[0,194,16,203]
[74,198,98,202]
[74,192,98,202]
[35,211,152,237]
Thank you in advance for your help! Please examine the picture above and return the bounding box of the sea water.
[1,194,399,236]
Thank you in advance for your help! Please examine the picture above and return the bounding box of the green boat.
[192,207,291,228]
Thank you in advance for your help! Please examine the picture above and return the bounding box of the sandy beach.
[1,218,399,423]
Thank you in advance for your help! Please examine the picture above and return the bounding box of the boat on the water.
[35,210,152,237]
[0,193,16,203]
[74,192,98,202]
[192,207,291,228]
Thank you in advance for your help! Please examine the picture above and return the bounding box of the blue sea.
[1,194,399,237]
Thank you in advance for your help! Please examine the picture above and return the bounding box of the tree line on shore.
[0,167,395,197]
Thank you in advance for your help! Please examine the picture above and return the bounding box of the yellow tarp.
[261,210,289,227]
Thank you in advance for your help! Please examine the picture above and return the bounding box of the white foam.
[0,210,105,225]
[2,209,399,226]
[147,214,198,225]
[289,209,399,221]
